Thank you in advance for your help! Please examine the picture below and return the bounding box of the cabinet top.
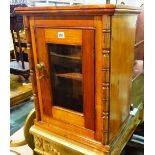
[15,4,141,16]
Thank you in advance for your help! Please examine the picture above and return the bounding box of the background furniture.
[10,4,30,81]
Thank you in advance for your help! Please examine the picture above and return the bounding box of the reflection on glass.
[132,7,144,81]
[48,44,83,113]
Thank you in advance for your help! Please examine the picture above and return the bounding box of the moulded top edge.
[14,4,141,15]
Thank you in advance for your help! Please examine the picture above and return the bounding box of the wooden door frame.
[34,27,95,137]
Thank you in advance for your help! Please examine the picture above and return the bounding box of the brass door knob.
[36,62,45,70]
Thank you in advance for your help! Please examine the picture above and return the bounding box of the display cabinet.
[15,4,141,155]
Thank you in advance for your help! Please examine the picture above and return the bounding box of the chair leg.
[11,30,19,62]
[16,31,25,69]
[23,72,30,83]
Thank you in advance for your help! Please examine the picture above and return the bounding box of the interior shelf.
[56,73,82,81]
[50,52,81,61]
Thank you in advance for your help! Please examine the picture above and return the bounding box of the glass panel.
[48,44,83,113]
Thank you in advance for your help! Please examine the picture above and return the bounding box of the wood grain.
[94,16,104,142]
[24,16,41,121]
[34,16,94,28]
[15,4,140,16]
[17,4,141,153]
[101,15,111,145]
[56,73,82,81]
[102,53,110,69]
[35,28,53,117]
[109,15,137,142]
[52,106,84,127]
[35,27,96,131]
[82,29,95,130]
[102,69,110,83]
[45,29,82,45]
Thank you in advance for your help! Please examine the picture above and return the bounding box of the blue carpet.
[10,99,34,135]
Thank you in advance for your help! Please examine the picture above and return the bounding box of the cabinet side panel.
[109,15,137,142]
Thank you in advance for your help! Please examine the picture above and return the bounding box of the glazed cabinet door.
[34,27,95,132]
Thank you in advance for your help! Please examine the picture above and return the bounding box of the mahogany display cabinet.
[16,4,141,155]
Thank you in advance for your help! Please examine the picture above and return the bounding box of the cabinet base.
[30,102,143,155]
[30,125,106,155]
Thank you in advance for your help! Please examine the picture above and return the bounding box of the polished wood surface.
[34,16,94,28]
[16,4,141,154]
[23,16,41,121]
[94,15,104,142]
[33,24,96,140]
[35,28,53,118]
[109,15,138,142]
[56,73,82,81]
[15,4,140,15]
[52,106,84,127]
[30,102,143,155]
[82,29,95,130]
[101,15,111,145]
[45,29,82,45]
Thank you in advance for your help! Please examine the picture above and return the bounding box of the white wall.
[85,0,143,6]
[11,0,143,6]
[84,0,106,4]
[117,0,143,6]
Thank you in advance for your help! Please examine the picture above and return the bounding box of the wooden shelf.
[50,52,81,61]
[56,73,82,81]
